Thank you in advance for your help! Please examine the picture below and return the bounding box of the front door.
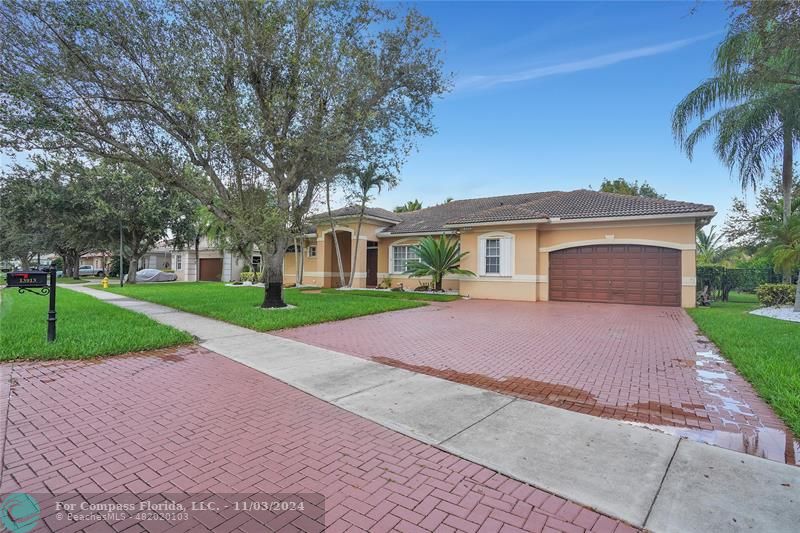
[366,243,378,287]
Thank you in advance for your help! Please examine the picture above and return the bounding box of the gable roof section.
[380,189,714,234]
[315,205,402,223]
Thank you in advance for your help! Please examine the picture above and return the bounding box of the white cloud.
[456,32,719,91]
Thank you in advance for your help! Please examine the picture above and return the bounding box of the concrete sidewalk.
[65,285,800,532]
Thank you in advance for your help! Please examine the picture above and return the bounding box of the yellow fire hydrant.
[101,276,109,289]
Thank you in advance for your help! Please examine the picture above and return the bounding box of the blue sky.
[372,0,743,222]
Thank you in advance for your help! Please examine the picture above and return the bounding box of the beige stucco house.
[282,189,715,308]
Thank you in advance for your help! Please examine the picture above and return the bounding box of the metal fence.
[696,266,795,301]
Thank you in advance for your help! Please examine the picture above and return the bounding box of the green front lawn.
[57,277,92,284]
[687,292,800,436]
[0,288,192,361]
[320,288,460,302]
[106,282,427,331]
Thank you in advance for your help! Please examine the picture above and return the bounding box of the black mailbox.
[6,271,49,288]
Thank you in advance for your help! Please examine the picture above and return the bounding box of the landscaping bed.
[106,283,426,331]
[321,288,461,302]
[688,292,800,436]
[0,288,192,360]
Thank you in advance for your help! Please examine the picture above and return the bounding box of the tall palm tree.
[696,225,723,265]
[404,235,475,291]
[348,164,395,287]
[673,30,800,228]
[771,217,800,311]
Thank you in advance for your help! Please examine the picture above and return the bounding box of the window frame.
[176,254,182,271]
[307,245,317,258]
[478,232,514,277]
[390,243,420,274]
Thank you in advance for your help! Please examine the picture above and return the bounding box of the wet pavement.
[0,345,636,532]
[277,299,799,465]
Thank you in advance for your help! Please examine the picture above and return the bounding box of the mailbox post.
[47,267,57,342]
[5,267,57,343]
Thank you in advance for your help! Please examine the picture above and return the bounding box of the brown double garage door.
[549,245,681,307]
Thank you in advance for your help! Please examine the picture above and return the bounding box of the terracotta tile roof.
[383,189,714,234]
[314,205,402,223]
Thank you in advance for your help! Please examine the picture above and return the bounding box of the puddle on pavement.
[371,356,714,426]
[154,352,186,363]
[626,421,799,466]
[371,354,800,465]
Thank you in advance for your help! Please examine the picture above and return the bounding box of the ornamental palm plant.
[404,235,475,291]
[696,225,723,265]
[770,217,800,311]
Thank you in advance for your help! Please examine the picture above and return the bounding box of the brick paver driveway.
[278,299,798,465]
[0,346,635,532]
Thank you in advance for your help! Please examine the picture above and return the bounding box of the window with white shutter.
[479,233,514,276]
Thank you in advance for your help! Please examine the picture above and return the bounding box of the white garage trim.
[540,239,694,253]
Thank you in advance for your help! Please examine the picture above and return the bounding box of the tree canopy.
[0,0,447,305]
[598,178,664,199]
[394,199,424,212]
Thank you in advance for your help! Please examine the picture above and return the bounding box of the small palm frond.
[403,235,475,289]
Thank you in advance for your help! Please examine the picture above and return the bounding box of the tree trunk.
[72,251,81,279]
[261,238,287,308]
[325,180,346,287]
[297,238,304,285]
[781,127,794,283]
[794,270,800,312]
[293,237,301,286]
[782,126,793,227]
[348,199,367,288]
[127,255,139,284]
[20,256,31,271]
[195,235,200,282]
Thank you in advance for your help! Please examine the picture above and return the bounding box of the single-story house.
[283,189,715,308]
[163,189,713,308]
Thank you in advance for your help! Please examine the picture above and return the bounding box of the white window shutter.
[478,239,486,276]
[500,238,513,276]
[389,246,394,273]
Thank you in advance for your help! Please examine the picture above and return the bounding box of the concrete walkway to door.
[277,299,797,465]
[62,285,800,532]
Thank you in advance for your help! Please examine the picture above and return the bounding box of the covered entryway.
[198,258,222,281]
[549,244,681,306]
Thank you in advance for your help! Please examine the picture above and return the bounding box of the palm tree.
[394,199,423,213]
[673,30,800,228]
[771,217,800,311]
[348,164,395,287]
[696,225,723,265]
[404,235,475,291]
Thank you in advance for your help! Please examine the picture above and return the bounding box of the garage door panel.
[549,245,681,306]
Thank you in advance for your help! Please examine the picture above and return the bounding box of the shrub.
[242,264,251,273]
[756,283,796,307]
[240,272,257,283]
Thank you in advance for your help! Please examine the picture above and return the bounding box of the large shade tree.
[0,0,447,307]
[91,162,196,284]
[1,159,104,278]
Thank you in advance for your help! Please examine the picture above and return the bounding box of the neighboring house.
[281,189,715,308]
[81,251,111,272]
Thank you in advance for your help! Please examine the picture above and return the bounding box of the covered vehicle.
[126,268,177,282]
